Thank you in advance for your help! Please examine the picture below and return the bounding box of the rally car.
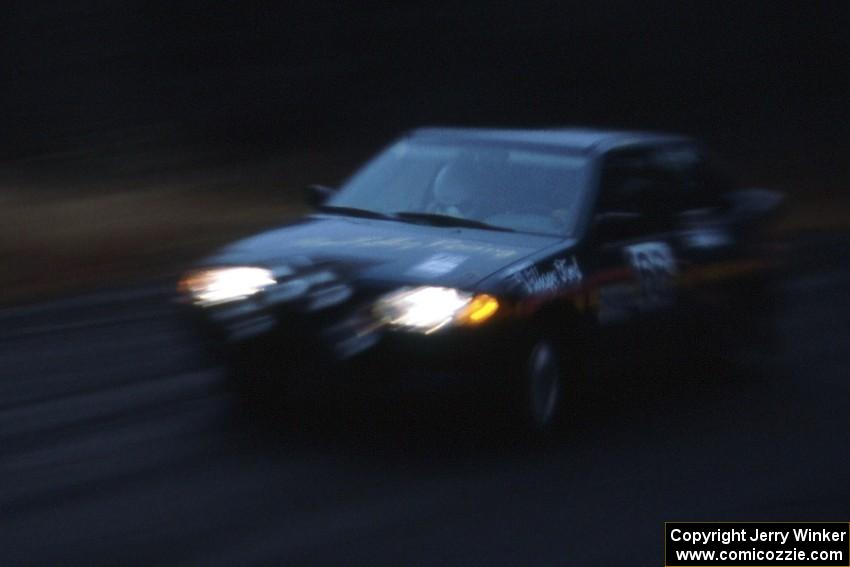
[178,127,781,429]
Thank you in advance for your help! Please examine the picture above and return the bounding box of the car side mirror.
[305,184,336,208]
[591,211,645,244]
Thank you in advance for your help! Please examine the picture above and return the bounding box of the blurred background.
[3,1,848,302]
[2,3,849,565]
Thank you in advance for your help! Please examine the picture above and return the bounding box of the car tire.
[508,338,567,432]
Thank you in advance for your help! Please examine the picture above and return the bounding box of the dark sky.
[3,1,848,157]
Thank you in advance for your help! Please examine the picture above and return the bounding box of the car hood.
[204,214,564,289]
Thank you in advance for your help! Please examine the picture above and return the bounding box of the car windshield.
[326,140,590,236]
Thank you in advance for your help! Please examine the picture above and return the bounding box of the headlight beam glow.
[374,287,499,334]
[178,267,276,306]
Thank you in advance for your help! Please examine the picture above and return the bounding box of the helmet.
[433,159,479,208]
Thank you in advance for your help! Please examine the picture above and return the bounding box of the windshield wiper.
[317,206,516,233]
[315,205,395,220]
[391,211,515,232]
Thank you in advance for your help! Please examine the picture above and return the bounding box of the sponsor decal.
[294,237,520,259]
[513,256,583,294]
[407,254,467,277]
[296,236,421,251]
[424,239,519,259]
[625,241,676,309]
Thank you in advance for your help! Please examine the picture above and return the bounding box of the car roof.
[408,126,693,155]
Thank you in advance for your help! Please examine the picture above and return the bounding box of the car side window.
[651,144,734,215]
[596,149,677,240]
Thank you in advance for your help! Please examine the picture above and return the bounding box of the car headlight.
[374,286,499,334]
[178,266,276,306]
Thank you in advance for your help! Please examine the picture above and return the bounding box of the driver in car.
[429,159,483,219]
[431,157,569,234]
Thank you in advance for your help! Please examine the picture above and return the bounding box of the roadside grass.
[0,148,363,305]
[0,186,306,304]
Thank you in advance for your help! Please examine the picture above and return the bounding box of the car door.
[659,143,738,264]
[662,144,758,310]
[588,146,680,326]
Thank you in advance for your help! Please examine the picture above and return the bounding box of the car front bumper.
[180,297,523,395]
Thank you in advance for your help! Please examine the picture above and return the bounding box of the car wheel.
[513,338,565,431]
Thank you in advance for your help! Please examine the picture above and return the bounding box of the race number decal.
[625,242,677,309]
